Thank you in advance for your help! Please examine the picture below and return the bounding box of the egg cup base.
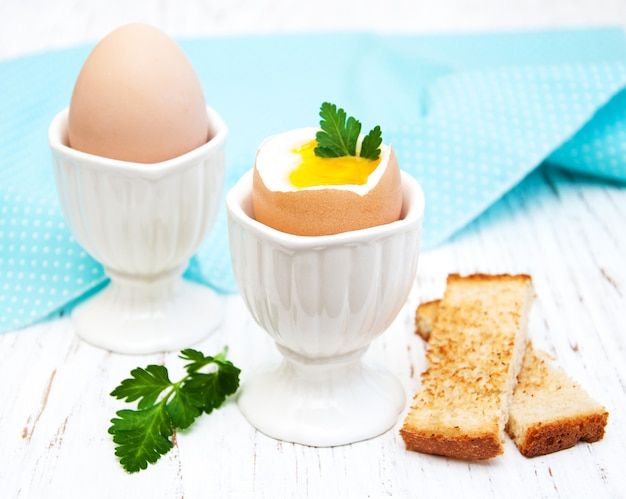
[71,277,223,355]
[237,353,405,447]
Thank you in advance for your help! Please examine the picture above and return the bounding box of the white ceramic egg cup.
[48,106,227,355]
[226,170,424,447]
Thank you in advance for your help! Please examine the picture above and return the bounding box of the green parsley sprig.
[314,102,382,160]
[108,347,241,473]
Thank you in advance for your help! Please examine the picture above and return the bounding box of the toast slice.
[507,344,608,457]
[412,282,608,458]
[400,274,534,460]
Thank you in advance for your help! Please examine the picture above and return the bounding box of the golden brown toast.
[507,344,608,457]
[409,275,608,458]
[401,274,534,460]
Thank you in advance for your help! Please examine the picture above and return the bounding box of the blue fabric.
[2,29,626,333]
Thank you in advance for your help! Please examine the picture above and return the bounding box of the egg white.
[255,127,390,195]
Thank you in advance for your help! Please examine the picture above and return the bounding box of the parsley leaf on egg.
[109,347,241,473]
[315,102,382,160]
[359,125,383,161]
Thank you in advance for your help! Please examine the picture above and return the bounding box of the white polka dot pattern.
[385,62,626,247]
[0,193,106,330]
[549,85,626,180]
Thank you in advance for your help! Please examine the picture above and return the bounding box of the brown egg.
[252,128,403,236]
[67,23,209,163]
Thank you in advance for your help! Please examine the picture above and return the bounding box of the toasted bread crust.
[400,428,502,460]
[512,412,608,457]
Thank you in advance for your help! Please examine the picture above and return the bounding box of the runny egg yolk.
[288,140,381,188]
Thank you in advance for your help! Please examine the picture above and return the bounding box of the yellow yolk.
[289,140,381,188]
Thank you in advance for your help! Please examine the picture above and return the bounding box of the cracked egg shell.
[252,127,403,236]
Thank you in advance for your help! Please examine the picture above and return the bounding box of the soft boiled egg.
[67,23,209,163]
[252,127,403,236]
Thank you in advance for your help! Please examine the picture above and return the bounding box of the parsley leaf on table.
[314,102,382,160]
[108,347,241,473]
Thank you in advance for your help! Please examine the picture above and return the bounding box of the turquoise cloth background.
[2,29,626,333]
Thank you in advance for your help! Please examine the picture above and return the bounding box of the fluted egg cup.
[48,106,227,354]
[226,170,424,446]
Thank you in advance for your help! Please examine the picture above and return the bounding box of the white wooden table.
[1,2,626,498]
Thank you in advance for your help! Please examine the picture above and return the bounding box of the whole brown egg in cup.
[48,23,227,354]
[68,23,210,163]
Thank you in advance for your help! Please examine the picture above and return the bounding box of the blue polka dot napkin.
[2,29,626,333]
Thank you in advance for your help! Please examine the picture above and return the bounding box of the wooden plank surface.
[1,2,625,498]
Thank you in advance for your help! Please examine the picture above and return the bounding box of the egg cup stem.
[238,345,405,447]
[71,264,223,355]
